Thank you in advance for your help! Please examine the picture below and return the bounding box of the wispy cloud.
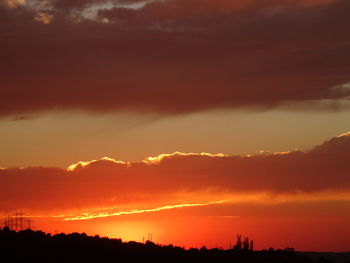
[60,200,228,221]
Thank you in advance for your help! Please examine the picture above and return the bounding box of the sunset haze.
[1,0,350,253]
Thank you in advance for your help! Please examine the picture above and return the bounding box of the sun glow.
[100,221,155,242]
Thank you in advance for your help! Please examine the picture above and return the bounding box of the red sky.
[1,0,350,252]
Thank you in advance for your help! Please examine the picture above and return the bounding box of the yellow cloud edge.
[67,152,228,171]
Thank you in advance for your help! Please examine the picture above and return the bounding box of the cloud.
[67,156,127,171]
[0,0,26,9]
[34,11,54,24]
[62,200,227,221]
[0,132,349,214]
[0,0,350,117]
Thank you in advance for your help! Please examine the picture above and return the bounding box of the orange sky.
[1,133,350,251]
[1,0,350,252]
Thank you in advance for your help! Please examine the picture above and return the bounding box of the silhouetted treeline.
[0,227,341,263]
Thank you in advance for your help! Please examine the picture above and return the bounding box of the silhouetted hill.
[0,227,346,263]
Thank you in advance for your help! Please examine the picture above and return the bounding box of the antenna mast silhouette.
[3,212,32,231]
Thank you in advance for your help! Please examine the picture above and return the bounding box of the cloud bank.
[0,132,349,214]
[1,0,350,117]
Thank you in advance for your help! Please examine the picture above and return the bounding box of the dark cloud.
[0,0,350,117]
[0,132,349,213]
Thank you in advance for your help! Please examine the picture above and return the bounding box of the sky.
[1,0,350,252]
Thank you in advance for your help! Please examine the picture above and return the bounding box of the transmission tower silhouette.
[2,212,33,231]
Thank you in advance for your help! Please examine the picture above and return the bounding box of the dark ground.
[1,228,349,263]
[299,252,350,263]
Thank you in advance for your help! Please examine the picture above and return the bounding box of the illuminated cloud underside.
[67,156,127,171]
[67,152,227,171]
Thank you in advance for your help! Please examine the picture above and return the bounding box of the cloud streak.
[61,200,227,221]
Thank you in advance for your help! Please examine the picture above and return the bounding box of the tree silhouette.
[233,235,254,251]
[243,236,250,251]
[0,228,325,263]
[250,240,254,251]
[233,235,242,250]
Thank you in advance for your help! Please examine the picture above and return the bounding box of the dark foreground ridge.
[0,228,348,263]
